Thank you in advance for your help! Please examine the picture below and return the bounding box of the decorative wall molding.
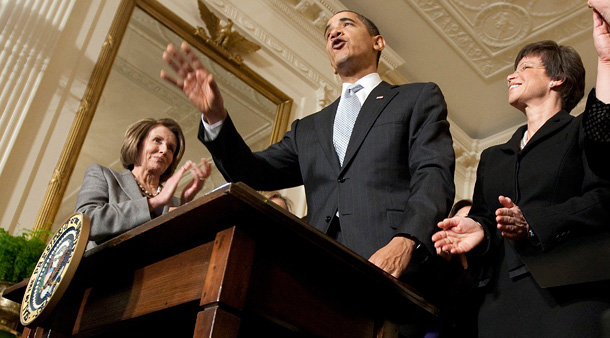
[316,83,335,110]
[203,0,338,98]
[406,0,590,78]
[267,0,408,84]
[0,0,77,178]
[268,0,331,40]
[128,6,277,125]
[203,0,410,109]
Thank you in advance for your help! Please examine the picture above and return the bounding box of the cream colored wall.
[0,0,506,235]
[0,1,120,235]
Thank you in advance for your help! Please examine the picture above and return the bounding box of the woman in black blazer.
[432,28,610,338]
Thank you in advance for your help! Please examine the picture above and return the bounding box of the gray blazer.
[202,81,455,260]
[75,163,178,249]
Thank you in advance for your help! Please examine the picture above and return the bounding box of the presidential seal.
[20,213,90,326]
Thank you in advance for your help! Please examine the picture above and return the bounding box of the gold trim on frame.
[33,0,293,234]
[32,0,136,234]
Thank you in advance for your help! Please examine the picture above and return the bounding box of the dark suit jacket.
[469,107,610,287]
[201,81,455,260]
[75,164,178,249]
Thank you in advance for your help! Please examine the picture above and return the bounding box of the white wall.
[0,1,121,234]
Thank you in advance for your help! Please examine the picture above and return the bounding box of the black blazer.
[469,107,610,287]
[201,81,455,259]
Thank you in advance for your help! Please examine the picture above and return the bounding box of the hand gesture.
[161,42,227,124]
[148,161,192,210]
[433,216,484,254]
[590,3,610,103]
[495,195,530,241]
[180,158,212,204]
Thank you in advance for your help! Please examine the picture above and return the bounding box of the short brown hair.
[514,40,585,113]
[120,118,185,182]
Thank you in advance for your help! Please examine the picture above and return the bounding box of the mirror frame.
[33,0,293,233]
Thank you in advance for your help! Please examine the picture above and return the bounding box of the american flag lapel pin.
[376,95,384,99]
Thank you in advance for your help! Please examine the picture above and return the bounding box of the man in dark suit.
[161,10,455,282]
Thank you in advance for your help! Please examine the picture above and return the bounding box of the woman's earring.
[549,82,554,87]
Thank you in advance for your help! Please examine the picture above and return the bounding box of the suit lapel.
[526,111,572,147]
[500,125,527,154]
[117,170,144,201]
[341,82,397,172]
[315,99,342,171]
[519,111,573,155]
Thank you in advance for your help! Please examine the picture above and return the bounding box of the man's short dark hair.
[332,10,382,65]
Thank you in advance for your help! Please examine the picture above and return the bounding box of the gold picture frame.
[33,0,293,233]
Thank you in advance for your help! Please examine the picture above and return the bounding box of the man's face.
[324,12,382,76]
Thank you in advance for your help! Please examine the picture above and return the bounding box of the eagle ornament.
[195,0,261,64]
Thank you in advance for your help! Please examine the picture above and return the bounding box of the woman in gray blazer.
[75,118,211,249]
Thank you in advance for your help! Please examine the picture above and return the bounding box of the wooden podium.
[7,183,436,337]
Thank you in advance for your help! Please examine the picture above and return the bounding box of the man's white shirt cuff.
[202,115,224,141]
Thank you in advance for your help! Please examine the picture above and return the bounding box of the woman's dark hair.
[514,40,585,113]
[120,118,186,182]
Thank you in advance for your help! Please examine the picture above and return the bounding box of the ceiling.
[258,0,597,139]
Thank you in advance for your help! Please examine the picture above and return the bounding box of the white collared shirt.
[341,72,382,106]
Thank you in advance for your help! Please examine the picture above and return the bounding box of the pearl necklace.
[133,175,162,198]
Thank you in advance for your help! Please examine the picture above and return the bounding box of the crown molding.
[405,0,590,79]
